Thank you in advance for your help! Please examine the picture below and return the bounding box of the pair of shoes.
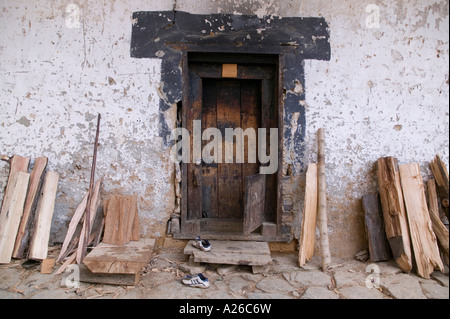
[182,273,210,288]
[193,236,211,252]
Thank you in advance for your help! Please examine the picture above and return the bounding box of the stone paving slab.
[283,269,332,288]
[0,248,448,300]
[338,285,389,299]
[301,286,339,299]
[381,273,427,299]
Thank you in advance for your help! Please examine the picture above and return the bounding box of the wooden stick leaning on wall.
[317,128,331,270]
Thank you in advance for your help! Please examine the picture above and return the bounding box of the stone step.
[184,240,272,266]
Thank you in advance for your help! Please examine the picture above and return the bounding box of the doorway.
[178,53,281,240]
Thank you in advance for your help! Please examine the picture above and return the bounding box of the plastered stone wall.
[1,0,448,257]
[0,0,176,243]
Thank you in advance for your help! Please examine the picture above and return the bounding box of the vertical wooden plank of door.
[240,80,260,192]
[187,70,202,220]
[243,174,266,236]
[217,80,242,220]
[201,79,219,218]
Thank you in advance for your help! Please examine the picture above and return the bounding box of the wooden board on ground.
[362,193,391,262]
[399,163,444,279]
[27,171,59,260]
[13,156,48,259]
[78,264,139,286]
[376,157,412,273]
[0,171,30,264]
[83,238,155,274]
[184,240,272,266]
[298,163,318,267]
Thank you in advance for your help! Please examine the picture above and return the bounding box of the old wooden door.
[181,54,279,239]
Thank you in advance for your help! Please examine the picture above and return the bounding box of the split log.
[298,163,318,267]
[427,179,449,267]
[0,171,30,263]
[376,157,412,273]
[12,157,48,258]
[399,163,444,279]
[430,154,449,219]
[27,171,59,260]
[362,193,391,262]
[317,128,331,270]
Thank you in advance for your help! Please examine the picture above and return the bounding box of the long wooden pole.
[80,113,101,262]
[317,128,331,270]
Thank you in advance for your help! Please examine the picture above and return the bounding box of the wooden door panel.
[217,80,242,220]
[187,70,202,220]
[241,81,261,187]
[201,80,218,218]
[244,174,266,236]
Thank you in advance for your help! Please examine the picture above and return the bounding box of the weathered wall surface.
[1,0,448,257]
[0,0,177,243]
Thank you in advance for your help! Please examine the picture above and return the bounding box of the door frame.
[176,52,285,241]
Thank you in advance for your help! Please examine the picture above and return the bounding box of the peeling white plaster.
[0,0,448,257]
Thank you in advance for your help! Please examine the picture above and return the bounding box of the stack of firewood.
[363,154,449,279]
[0,155,59,264]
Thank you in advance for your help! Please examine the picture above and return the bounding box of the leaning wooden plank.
[299,163,318,267]
[55,251,77,275]
[376,157,412,273]
[83,238,155,274]
[27,171,59,260]
[0,171,30,263]
[12,157,48,259]
[76,178,103,264]
[78,264,139,286]
[430,154,449,219]
[56,192,88,262]
[102,195,121,245]
[427,179,449,267]
[1,155,30,211]
[362,193,391,262]
[129,195,140,241]
[103,195,138,246]
[399,163,444,279]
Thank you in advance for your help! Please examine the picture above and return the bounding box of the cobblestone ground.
[0,246,448,299]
